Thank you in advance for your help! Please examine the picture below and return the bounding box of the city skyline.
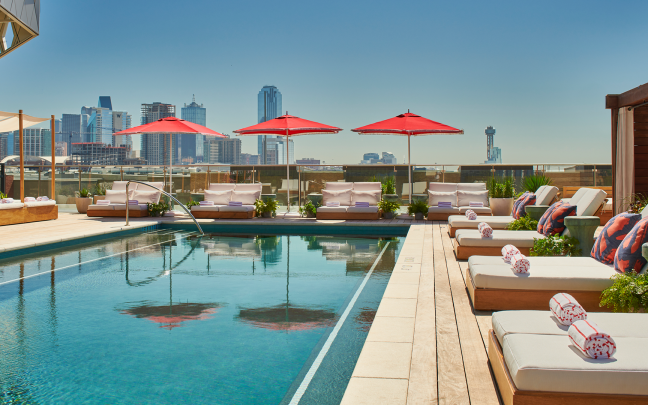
[1,1,647,164]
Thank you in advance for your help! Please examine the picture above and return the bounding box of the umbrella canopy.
[237,304,336,331]
[113,116,225,136]
[121,302,222,330]
[352,112,463,203]
[234,114,341,214]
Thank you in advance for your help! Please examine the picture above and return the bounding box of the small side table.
[565,216,600,257]
[525,205,551,221]
[411,194,428,203]
[261,194,277,203]
[307,193,323,206]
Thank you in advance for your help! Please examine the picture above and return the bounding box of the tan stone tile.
[341,377,408,405]
[383,283,419,299]
[392,263,421,274]
[376,298,418,318]
[352,342,413,379]
[389,273,420,285]
[367,316,415,343]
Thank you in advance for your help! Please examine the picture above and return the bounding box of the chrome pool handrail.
[125,180,205,236]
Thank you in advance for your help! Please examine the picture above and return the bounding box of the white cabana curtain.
[0,111,49,132]
[616,107,634,213]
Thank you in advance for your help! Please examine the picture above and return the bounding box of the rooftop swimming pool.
[0,230,403,404]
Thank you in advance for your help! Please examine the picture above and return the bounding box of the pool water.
[0,230,402,404]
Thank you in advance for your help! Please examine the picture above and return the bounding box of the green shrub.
[381,177,396,195]
[487,178,515,198]
[531,235,581,257]
[378,199,400,214]
[600,272,648,313]
[299,200,320,217]
[186,200,200,208]
[621,193,648,214]
[147,201,170,217]
[93,182,110,196]
[407,199,429,215]
[78,188,92,198]
[507,215,538,231]
[254,198,279,217]
[522,175,553,193]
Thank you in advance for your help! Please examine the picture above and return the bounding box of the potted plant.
[147,201,170,217]
[407,199,428,220]
[254,198,279,218]
[298,200,320,218]
[380,176,399,202]
[378,199,400,219]
[600,271,648,313]
[487,177,515,216]
[75,188,93,214]
[93,182,111,204]
[530,235,581,257]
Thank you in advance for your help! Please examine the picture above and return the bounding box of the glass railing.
[0,163,612,207]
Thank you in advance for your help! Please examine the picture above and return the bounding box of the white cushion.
[322,189,352,206]
[429,182,457,192]
[351,190,381,205]
[568,188,591,206]
[457,190,489,207]
[428,190,457,207]
[209,183,236,191]
[112,204,148,211]
[111,181,136,191]
[105,189,130,204]
[457,183,486,191]
[235,183,262,192]
[219,205,255,212]
[190,205,221,212]
[469,255,611,267]
[137,182,164,192]
[132,190,161,204]
[230,190,260,205]
[458,206,492,215]
[87,204,114,211]
[503,334,648,395]
[353,182,381,191]
[428,206,460,214]
[0,202,24,210]
[576,188,607,216]
[449,215,513,229]
[347,206,379,213]
[534,186,558,205]
[317,206,348,213]
[204,190,232,205]
[325,182,353,191]
[25,200,57,207]
[455,229,542,247]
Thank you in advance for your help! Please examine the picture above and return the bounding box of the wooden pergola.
[606,82,648,214]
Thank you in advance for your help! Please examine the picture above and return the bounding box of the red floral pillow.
[514,194,537,219]
[614,217,648,273]
[542,204,576,236]
[537,201,564,233]
[591,213,642,264]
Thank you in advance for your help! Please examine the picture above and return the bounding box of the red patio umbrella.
[352,112,463,203]
[234,114,341,214]
[114,117,226,194]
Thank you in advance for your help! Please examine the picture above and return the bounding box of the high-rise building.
[112,110,132,154]
[61,113,89,151]
[484,126,502,164]
[261,137,294,165]
[257,85,282,163]
[381,152,397,164]
[180,95,206,164]
[0,132,13,158]
[13,128,51,157]
[360,152,396,164]
[71,142,127,165]
[55,142,68,157]
[204,135,242,165]
[140,102,177,165]
[240,153,261,165]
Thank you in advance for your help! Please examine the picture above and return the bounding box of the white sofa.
[87,181,163,218]
[0,198,58,226]
[316,182,381,220]
[447,185,559,236]
[191,183,261,219]
[427,182,491,220]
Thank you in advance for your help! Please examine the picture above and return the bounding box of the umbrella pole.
[286,131,290,213]
[408,134,412,204]
[169,133,173,201]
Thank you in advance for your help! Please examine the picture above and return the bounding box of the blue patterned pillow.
[511,193,529,216]
[614,217,648,273]
[542,204,576,236]
[591,213,642,264]
[537,201,564,233]
[514,194,536,219]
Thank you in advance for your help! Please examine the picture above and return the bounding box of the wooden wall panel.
[635,106,648,196]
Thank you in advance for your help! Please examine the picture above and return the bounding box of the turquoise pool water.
[0,230,402,404]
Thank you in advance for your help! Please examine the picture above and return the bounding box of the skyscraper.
[180,95,206,164]
[112,111,132,153]
[140,102,176,165]
[484,126,502,164]
[61,113,89,151]
[204,135,242,165]
[257,85,282,164]
[13,128,51,157]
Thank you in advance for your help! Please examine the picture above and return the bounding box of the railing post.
[593,164,597,186]
[125,182,130,226]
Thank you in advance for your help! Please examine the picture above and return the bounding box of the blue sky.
[1,0,646,165]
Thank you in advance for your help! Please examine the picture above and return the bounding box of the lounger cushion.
[219,205,255,212]
[209,183,236,191]
[514,194,536,219]
[568,188,591,206]
[317,206,348,213]
[492,311,648,345]
[105,189,131,204]
[537,200,564,232]
[428,206,460,214]
[0,202,25,210]
[576,188,607,216]
[591,213,642,264]
[131,190,161,204]
[204,190,232,205]
[614,217,648,273]
[457,190,489,207]
[469,258,616,290]
[325,182,353,191]
[347,206,379,213]
[542,204,577,236]
[456,229,542,248]
[469,255,608,267]
[429,183,457,192]
[137,182,164,192]
[351,190,380,205]
[458,206,492,215]
[502,334,648,395]
[112,204,148,211]
[88,204,114,211]
[111,181,136,191]
[457,183,486,191]
[449,215,512,229]
[230,190,260,205]
[24,200,57,207]
[428,191,457,207]
[234,184,262,192]
[535,186,558,206]
[353,182,381,191]
[190,205,224,212]
[322,189,352,206]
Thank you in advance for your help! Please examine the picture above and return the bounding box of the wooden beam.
[611,108,618,214]
[606,82,648,109]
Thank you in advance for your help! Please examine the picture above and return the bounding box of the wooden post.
[19,110,24,202]
[51,115,55,199]
[611,108,618,214]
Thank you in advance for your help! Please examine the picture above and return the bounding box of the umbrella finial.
[408,109,410,113]
[193,94,195,103]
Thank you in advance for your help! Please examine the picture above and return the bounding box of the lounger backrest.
[575,188,607,216]
[534,185,547,199]
[429,182,457,192]
[325,182,353,190]
[209,183,236,191]
[642,205,648,219]
[567,188,591,206]
[457,183,486,191]
[353,182,381,191]
[138,182,164,192]
[235,183,263,192]
[112,181,137,191]
[535,186,558,206]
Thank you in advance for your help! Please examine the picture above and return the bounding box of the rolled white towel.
[1,198,14,204]
[477,222,493,238]
[97,200,111,205]
[24,197,36,202]
[550,293,587,326]
[326,201,340,207]
[469,201,484,207]
[510,253,530,273]
[128,200,138,205]
[228,201,243,206]
[568,319,616,359]
[465,210,477,220]
[501,244,521,263]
